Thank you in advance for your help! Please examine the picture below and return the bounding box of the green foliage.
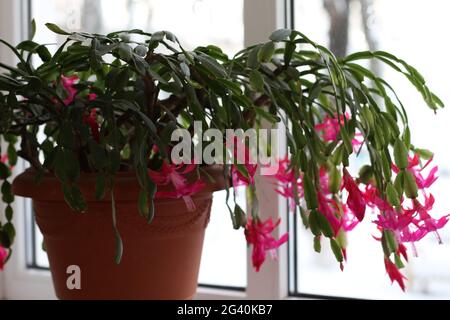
[0,24,443,264]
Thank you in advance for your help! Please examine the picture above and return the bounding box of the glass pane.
[30,0,246,288]
[293,0,450,299]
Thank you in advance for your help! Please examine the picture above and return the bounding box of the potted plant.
[0,23,447,299]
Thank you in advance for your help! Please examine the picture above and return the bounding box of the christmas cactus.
[0,23,447,290]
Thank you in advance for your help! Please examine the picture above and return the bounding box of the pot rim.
[12,165,227,202]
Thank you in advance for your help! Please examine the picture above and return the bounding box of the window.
[9,0,447,301]
[291,0,450,299]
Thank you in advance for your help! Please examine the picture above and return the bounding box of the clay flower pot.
[12,166,225,300]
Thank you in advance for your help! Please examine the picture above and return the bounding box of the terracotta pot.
[12,166,225,300]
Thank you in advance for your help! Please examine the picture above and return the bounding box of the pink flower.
[0,246,7,270]
[317,192,341,236]
[227,137,257,186]
[315,114,362,148]
[87,93,97,101]
[416,166,438,189]
[0,154,8,164]
[342,168,366,221]
[341,203,360,231]
[245,217,288,272]
[406,196,450,244]
[272,157,300,209]
[374,209,417,243]
[392,154,438,190]
[315,115,342,142]
[83,109,100,142]
[61,75,79,105]
[232,164,257,187]
[149,162,205,212]
[363,184,391,212]
[384,257,407,291]
[397,243,408,262]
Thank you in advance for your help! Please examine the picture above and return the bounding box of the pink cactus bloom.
[83,109,100,142]
[231,163,257,187]
[373,209,417,242]
[61,75,79,105]
[392,154,439,190]
[363,184,392,212]
[342,168,366,221]
[315,115,342,142]
[87,93,97,101]
[405,196,450,244]
[0,154,8,164]
[0,246,7,270]
[314,114,362,149]
[245,217,288,272]
[384,257,407,291]
[226,137,257,187]
[317,192,342,236]
[149,162,205,212]
[271,156,301,210]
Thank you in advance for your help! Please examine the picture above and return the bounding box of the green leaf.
[313,235,321,253]
[117,43,133,61]
[30,19,36,40]
[196,54,227,78]
[415,148,433,160]
[1,181,14,203]
[258,42,275,63]
[16,40,39,51]
[316,211,334,238]
[386,183,400,207]
[7,144,17,166]
[403,170,418,199]
[247,45,260,69]
[61,183,87,212]
[330,238,343,263]
[138,188,149,218]
[339,127,353,155]
[269,29,292,41]
[383,229,398,253]
[394,171,404,195]
[37,45,52,62]
[393,139,408,170]
[5,205,13,221]
[233,204,246,229]
[180,62,190,77]
[302,173,318,210]
[328,166,341,194]
[249,70,264,92]
[2,223,15,245]
[45,23,71,35]
[299,206,309,228]
[308,210,321,236]
[0,163,11,179]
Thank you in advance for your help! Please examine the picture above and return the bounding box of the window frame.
[0,0,297,300]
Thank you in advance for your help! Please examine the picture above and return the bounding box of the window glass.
[293,0,450,299]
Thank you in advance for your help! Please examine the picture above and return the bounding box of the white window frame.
[0,0,292,300]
